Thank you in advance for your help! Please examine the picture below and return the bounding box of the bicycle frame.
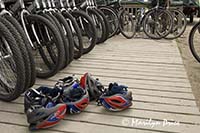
[57,0,76,33]
[69,0,87,32]
[9,0,43,50]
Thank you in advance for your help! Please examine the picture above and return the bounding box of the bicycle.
[97,0,119,38]
[87,0,110,43]
[56,0,83,59]
[98,0,135,39]
[1,0,36,91]
[10,0,66,78]
[78,0,107,44]
[0,0,26,101]
[65,0,97,54]
[31,0,73,69]
[142,0,173,39]
[189,21,200,63]
[165,0,187,39]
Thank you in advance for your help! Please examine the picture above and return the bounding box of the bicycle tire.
[61,11,83,59]
[52,12,74,64]
[71,10,97,54]
[165,9,187,39]
[95,8,109,42]
[0,21,25,101]
[41,13,70,68]
[0,17,31,92]
[26,14,65,78]
[87,8,106,44]
[143,8,173,39]
[4,15,36,88]
[119,10,135,39]
[99,6,119,38]
[189,21,200,63]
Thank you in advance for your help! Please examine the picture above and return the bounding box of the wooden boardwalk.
[0,36,200,133]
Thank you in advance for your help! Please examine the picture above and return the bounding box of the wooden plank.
[0,112,154,133]
[48,73,191,88]
[77,57,183,66]
[81,55,182,64]
[85,52,182,60]
[92,49,181,55]
[0,123,64,133]
[92,49,181,56]
[90,46,180,55]
[133,95,196,107]
[65,112,200,133]
[86,52,182,60]
[12,97,200,115]
[36,77,192,93]
[67,65,187,79]
[1,108,200,133]
[70,62,187,75]
[58,67,190,83]
[1,102,200,125]
[32,84,195,100]
[74,58,185,68]
[84,105,200,124]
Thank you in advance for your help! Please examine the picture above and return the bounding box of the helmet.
[24,87,66,130]
[57,76,89,114]
[80,73,104,101]
[98,83,132,111]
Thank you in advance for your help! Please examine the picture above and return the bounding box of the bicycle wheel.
[4,15,36,88]
[0,21,25,101]
[119,10,135,39]
[61,11,83,59]
[25,14,65,78]
[95,8,109,42]
[72,10,97,54]
[143,8,173,39]
[87,8,107,44]
[41,13,70,68]
[52,12,74,64]
[99,6,119,38]
[165,9,187,39]
[0,17,31,92]
[189,21,200,63]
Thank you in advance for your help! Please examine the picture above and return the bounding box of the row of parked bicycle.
[0,0,188,102]
[122,0,187,39]
[0,0,137,102]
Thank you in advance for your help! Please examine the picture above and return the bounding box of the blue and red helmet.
[57,76,89,114]
[80,73,104,101]
[98,83,132,111]
[24,87,67,130]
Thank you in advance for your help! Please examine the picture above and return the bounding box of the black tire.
[0,17,31,92]
[72,10,97,54]
[52,12,74,64]
[41,13,70,68]
[99,6,119,38]
[95,8,109,42]
[26,14,65,78]
[119,10,135,39]
[87,9,106,44]
[0,21,25,101]
[165,9,187,39]
[143,8,173,39]
[61,11,83,59]
[4,15,36,88]
[189,21,200,63]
